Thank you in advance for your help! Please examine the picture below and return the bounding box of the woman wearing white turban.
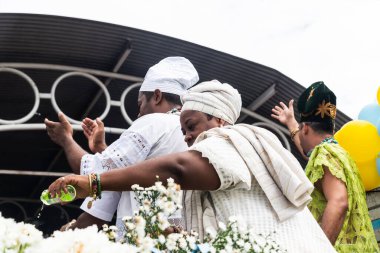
[48,80,336,252]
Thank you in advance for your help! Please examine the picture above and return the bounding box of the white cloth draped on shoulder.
[195,124,313,221]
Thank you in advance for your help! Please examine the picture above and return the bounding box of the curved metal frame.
[0,68,40,124]
[0,65,138,132]
[0,200,28,220]
[120,82,141,125]
[51,72,111,125]
[0,64,290,145]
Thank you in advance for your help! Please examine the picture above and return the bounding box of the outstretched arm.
[271,99,308,160]
[82,118,107,153]
[48,150,221,198]
[319,165,348,244]
[45,112,87,174]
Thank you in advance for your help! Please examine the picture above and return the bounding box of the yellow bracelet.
[88,174,92,196]
[290,128,300,141]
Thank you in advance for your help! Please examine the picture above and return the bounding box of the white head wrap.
[139,56,199,96]
[181,80,242,124]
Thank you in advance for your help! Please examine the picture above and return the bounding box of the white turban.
[181,80,242,124]
[139,56,199,96]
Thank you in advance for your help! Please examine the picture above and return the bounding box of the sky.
[1,0,380,118]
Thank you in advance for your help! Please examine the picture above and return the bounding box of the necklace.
[306,136,338,157]
[321,136,338,144]
[167,108,181,115]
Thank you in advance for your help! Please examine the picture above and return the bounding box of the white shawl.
[183,124,313,236]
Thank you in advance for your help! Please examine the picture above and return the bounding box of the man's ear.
[153,89,163,105]
[217,118,227,126]
[302,123,309,135]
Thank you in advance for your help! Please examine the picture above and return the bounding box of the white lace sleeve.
[80,131,152,175]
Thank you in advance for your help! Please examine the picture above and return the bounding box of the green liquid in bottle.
[40,185,76,205]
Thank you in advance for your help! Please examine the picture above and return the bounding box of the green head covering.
[297,81,336,123]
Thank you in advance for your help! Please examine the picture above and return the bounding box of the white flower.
[228,216,238,223]
[122,216,132,221]
[218,221,227,231]
[163,201,176,215]
[177,237,186,249]
[187,236,197,250]
[225,244,234,253]
[255,235,267,248]
[139,237,155,253]
[165,235,178,251]
[109,225,118,231]
[0,214,43,252]
[158,235,166,244]
[205,227,217,239]
[28,225,137,253]
[244,242,251,251]
[236,239,244,247]
[253,243,262,252]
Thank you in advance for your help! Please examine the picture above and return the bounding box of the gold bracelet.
[87,173,100,209]
[290,128,300,141]
[88,174,92,196]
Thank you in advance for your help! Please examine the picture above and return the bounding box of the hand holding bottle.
[47,175,91,201]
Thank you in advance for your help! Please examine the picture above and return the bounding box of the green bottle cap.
[40,185,76,205]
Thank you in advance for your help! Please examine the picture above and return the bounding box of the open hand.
[44,112,73,147]
[271,99,298,129]
[48,174,90,200]
[81,118,107,153]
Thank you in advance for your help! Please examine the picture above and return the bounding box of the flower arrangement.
[203,218,284,253]
[0,213,43,253]
[28,225,137,253]
[108,177,286,253]
[0,178,286,253]
[116,177,200,253]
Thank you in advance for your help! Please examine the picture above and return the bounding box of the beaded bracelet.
[87,173,102,209]
[96,173,102,199]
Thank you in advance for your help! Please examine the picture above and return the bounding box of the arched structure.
[0,13,352,234]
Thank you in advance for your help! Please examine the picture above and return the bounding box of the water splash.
[36,204,45,219]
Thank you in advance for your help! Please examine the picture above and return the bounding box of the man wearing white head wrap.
[140,56,199,96]
[49,79,335,252]
[45,56,198,235]
[181,80,242,125]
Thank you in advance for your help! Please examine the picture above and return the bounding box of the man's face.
[180,110,221,147]
[137,92,155,118]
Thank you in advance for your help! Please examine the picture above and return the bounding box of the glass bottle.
[40,185,76,205]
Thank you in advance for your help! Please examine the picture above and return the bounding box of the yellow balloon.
[355,159,380,191]
[334,120,380,163]
[377,86,380,105]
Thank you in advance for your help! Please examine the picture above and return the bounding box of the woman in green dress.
[272,81,379,253]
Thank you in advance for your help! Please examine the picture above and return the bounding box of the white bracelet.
[65,219,77,231]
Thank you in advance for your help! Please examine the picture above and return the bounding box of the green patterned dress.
[306,142,379,253]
